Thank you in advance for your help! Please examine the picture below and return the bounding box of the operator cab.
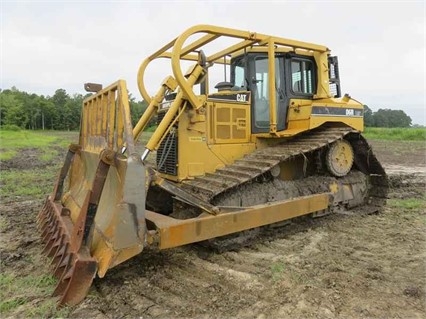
[230,53,317,133]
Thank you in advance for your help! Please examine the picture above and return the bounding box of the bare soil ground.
[1,139,425,318]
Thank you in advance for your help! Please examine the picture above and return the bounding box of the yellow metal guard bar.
[137,24,329,105]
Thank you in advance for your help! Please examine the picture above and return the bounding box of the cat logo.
[236,94,247,102]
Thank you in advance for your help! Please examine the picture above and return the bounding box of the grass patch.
[0,131,69,201]
[0,150,16,161]
[0,216,8,232]
[388,198,425,210]
[0,169,58,201]
[270,261,313,285]
[0,272,70,317]
[40,131,78,148]
[25,299,70,318]
[0,130,58,149]
[270,262,285,280]
[40,149,59,162]
[364,127,426,141]
[0,297,28,314]
[0,131,78,160]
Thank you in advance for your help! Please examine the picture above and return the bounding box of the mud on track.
[1,139,425,318]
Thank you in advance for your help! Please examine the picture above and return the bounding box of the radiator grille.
[156,112,178,176]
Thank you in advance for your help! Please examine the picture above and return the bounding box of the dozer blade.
[37,80,147,306]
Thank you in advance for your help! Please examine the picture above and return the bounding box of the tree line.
[0,87,414,130]
[0,87,149,130]
[363,105,412,127]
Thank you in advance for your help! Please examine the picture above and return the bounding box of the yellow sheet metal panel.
[308,100,364,131]
[213,103,250,143]
[287,99,313,120]
[187,162,205,177]
[286,97,364,133]
[313,51,331,99]
[172,101,255,181]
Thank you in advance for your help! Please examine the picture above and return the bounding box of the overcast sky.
[1,0,425,124]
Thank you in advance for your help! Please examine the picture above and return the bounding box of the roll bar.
[137,24,329,109]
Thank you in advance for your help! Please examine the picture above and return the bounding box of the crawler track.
[182,126,388,211]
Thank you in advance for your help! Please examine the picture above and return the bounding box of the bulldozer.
[37,25,388,306]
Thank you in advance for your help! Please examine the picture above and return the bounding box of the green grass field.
[0,131,78,201]
[363,127,426,141]
[0,130,77,161]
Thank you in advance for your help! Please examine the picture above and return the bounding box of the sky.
[1,0,425,125]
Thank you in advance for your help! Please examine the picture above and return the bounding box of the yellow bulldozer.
[38,25,388,305]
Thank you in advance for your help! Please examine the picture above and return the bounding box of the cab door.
[231,53,288,134]
[250,55,287,133]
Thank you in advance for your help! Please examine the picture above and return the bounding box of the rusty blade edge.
[38,197,98,306]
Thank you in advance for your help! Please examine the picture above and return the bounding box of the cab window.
[231,57,246,89]
[253,57,269,128]
[291,59,314,95]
